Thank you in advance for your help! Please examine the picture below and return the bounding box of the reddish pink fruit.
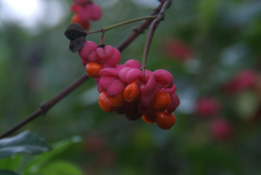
[78,41,98,66]
[88,3,102,21]
[153,69,174,88]
[71,4,82,13]
[164,39,193,61]
[224,69,258,94]
[78,52,180,129]
[236,70,258,89]
[78,42,121,68]
[124,59,142,69]
[156,112,176,130]
[195,97,220,118]
[210,118,233,141]
[167,93,180,113]
[71,1,102,31]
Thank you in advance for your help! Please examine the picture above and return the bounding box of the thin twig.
[86,16,157,35]
[141,0,172,71]
[0,1,165,139]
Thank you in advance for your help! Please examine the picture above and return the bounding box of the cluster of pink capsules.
[78,41,180,129]
[71,0,102,30]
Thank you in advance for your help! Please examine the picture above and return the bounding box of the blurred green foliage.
[0,0,261,174]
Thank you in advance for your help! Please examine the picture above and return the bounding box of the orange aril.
[142,114,156,124]
[156,112,176,130]
[86,62,102,78]
[109,93,125,107]
[72,14,80,24]
[81,21,91,31]
[123,82,139,102]
[72,14,90,30]
[98,91,115,112]
[152,92,171,111]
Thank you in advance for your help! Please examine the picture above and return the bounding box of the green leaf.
[38,161,83,175]
[0,155,22,170]
[0,170,20,175]
[22,136,82,175]
[0,131,52,159]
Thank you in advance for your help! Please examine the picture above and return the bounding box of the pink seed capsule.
[153,69,174,88]
[78,41,98,66]
[88,3,102,21]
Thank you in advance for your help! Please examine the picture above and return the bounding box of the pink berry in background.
[223,80,238,95]
[235,70,258,90]
[71,1,102,31]
[223,69,258,94]
[71,4,82,13]
[88,3,102,21]
[77,3,100,22]
[210,118,233,141]
[164,39,193,61]
[195,97,221,118]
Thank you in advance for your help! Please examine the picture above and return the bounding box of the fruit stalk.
[141,0,173,71]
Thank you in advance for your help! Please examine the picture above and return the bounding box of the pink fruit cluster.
[71,0,102,30]
[195,97,234,141]
[223,69,258,94]
[78,41,180,129]
[210,118,233,141]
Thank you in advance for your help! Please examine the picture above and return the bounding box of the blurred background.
[0,0,261,174]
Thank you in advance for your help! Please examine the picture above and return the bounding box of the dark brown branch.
[0,1,165,139]
[0,74,89,139]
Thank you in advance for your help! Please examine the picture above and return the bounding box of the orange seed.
[142,114,157,124]
[123,82,139,102]
[152,92,171,112]
[86,62,102,78]
[98,91,115,112]
[156,112,176,130]
[109,93,125,107]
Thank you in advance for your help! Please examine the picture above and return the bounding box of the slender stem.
[103,16,157,32]
[117,3,164,52]
[86,16,157,35]
[100,29,105,45]
[86,30,102,34]
[141,0,172,71]
[0,2,165,139]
